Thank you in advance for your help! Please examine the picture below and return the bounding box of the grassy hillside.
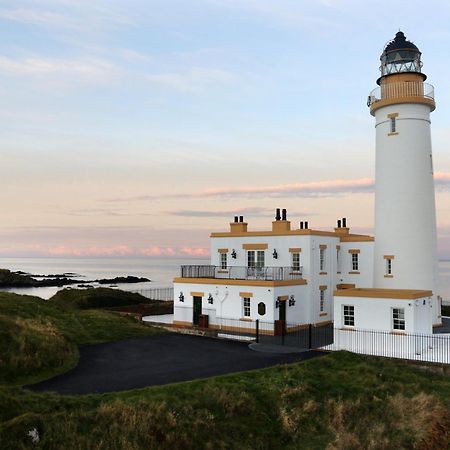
[0,291,449,449]
[0,292,163,385]
[50,287,173,315]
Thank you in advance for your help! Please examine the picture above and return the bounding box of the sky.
[1,0,450,258]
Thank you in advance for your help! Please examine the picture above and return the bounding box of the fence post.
[308,324,312,350]
[256,319,259,343]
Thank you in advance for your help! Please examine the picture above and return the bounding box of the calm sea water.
[0,257,208,299]
[0,257,449,301]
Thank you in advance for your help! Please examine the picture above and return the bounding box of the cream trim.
[336,245,341,250]
[319,244,327,250]
[334,288,432,299]
[277,295,289,301]
[348,271,360,274]
[387,112,399,118]
[242,243,268,250]
[348,249,360,254]
[319,312,328,317]
[289,247,302,253]
[319,285,327,291]
[190,291,204,297]
[384,275,394,278]
[239,292,253,298]
[383,255,395,259]
[217,248,228,253]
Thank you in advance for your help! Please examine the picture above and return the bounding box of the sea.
[0,257,450,302]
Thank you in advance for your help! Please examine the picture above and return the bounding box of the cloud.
[168,207,276,218]
[105,172,450,203]
[147,67,235,92]
[0,55,117,88]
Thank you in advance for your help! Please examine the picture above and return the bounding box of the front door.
[279,301,286,322]
[193,296,202,325]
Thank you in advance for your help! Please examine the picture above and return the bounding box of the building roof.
[384,31,419,53]
[334,288,432,300]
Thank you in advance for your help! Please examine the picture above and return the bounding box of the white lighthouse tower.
[368,31,441,326]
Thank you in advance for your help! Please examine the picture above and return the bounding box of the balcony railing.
[180,265,303,281]
[367,81,434,107]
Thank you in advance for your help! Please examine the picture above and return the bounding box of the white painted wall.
[173,281,310,325]
[339,242,374,288]
[373,102,440,325]
[333,294,433,334]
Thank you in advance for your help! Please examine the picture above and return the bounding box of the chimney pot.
[239,215,244,223]
[282,208,287,221]
[234,216,238,223]
[342,217,347,228]
[275,208,281,221]
[300,221,304,230]
[337,219,341,228]
[305,221,309,229]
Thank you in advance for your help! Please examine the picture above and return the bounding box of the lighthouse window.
[386,258,392,275]
[390,117,396,133]
[392,308,405,331]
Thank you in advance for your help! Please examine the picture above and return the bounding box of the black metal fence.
[211,318,333,349]
[180,265,303,281]
[327,328,450,364]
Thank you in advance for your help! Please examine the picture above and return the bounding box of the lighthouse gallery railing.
[367,81,434,107]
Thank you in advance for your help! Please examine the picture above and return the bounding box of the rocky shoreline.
[0,269,150,288]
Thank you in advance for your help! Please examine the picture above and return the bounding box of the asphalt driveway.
[29,334,322,395]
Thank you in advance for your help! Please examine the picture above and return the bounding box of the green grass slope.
[0,292,163,385]
[50,287,150,310]
[0,291,449,449]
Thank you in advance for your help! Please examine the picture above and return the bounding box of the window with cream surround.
[220,252,227,269]
[292,252,300,272]
[319,248,325,271]
[392,308,405,331]
[247,250,265,268]
[343,305,354,326]
[243,297,251,317]
[352,253,359,271]
[390,117,396,133]
[386,258,392,275]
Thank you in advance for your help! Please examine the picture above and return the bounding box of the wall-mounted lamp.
[272,249,278,259]
[231,249,237,259]
[179,292,184,302]
[289,295,295,307]
[208,294,214,304]
[275,300,281,308]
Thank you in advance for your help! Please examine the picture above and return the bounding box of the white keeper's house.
[172,31,442,337]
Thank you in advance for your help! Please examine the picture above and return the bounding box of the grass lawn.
[0,291,449,449]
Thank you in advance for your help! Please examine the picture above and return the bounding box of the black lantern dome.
[378,31,426,84]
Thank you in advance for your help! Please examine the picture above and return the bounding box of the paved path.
[29,334,323,395]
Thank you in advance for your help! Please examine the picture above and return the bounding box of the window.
[320,248,326,271]
[320,290,325,312]
[292,252,301,272]
[243,297,251,317]
[390,117,396,133]
[343,305,354,326]
[336,248,340,272]
[386,258,392,275]
[220,252,227,269]
[247,250,264,268]
[393,308,405,330]
[352,253,359,271]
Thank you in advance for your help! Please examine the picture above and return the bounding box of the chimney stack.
[230,215,248,233]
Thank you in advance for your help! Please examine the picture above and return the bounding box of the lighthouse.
[368,31,441,326]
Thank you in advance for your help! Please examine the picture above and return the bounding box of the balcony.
[367,81,435,113]
[180,265,303,281]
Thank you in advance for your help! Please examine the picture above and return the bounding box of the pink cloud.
[179,247,210,257]
[48,245,134,257]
